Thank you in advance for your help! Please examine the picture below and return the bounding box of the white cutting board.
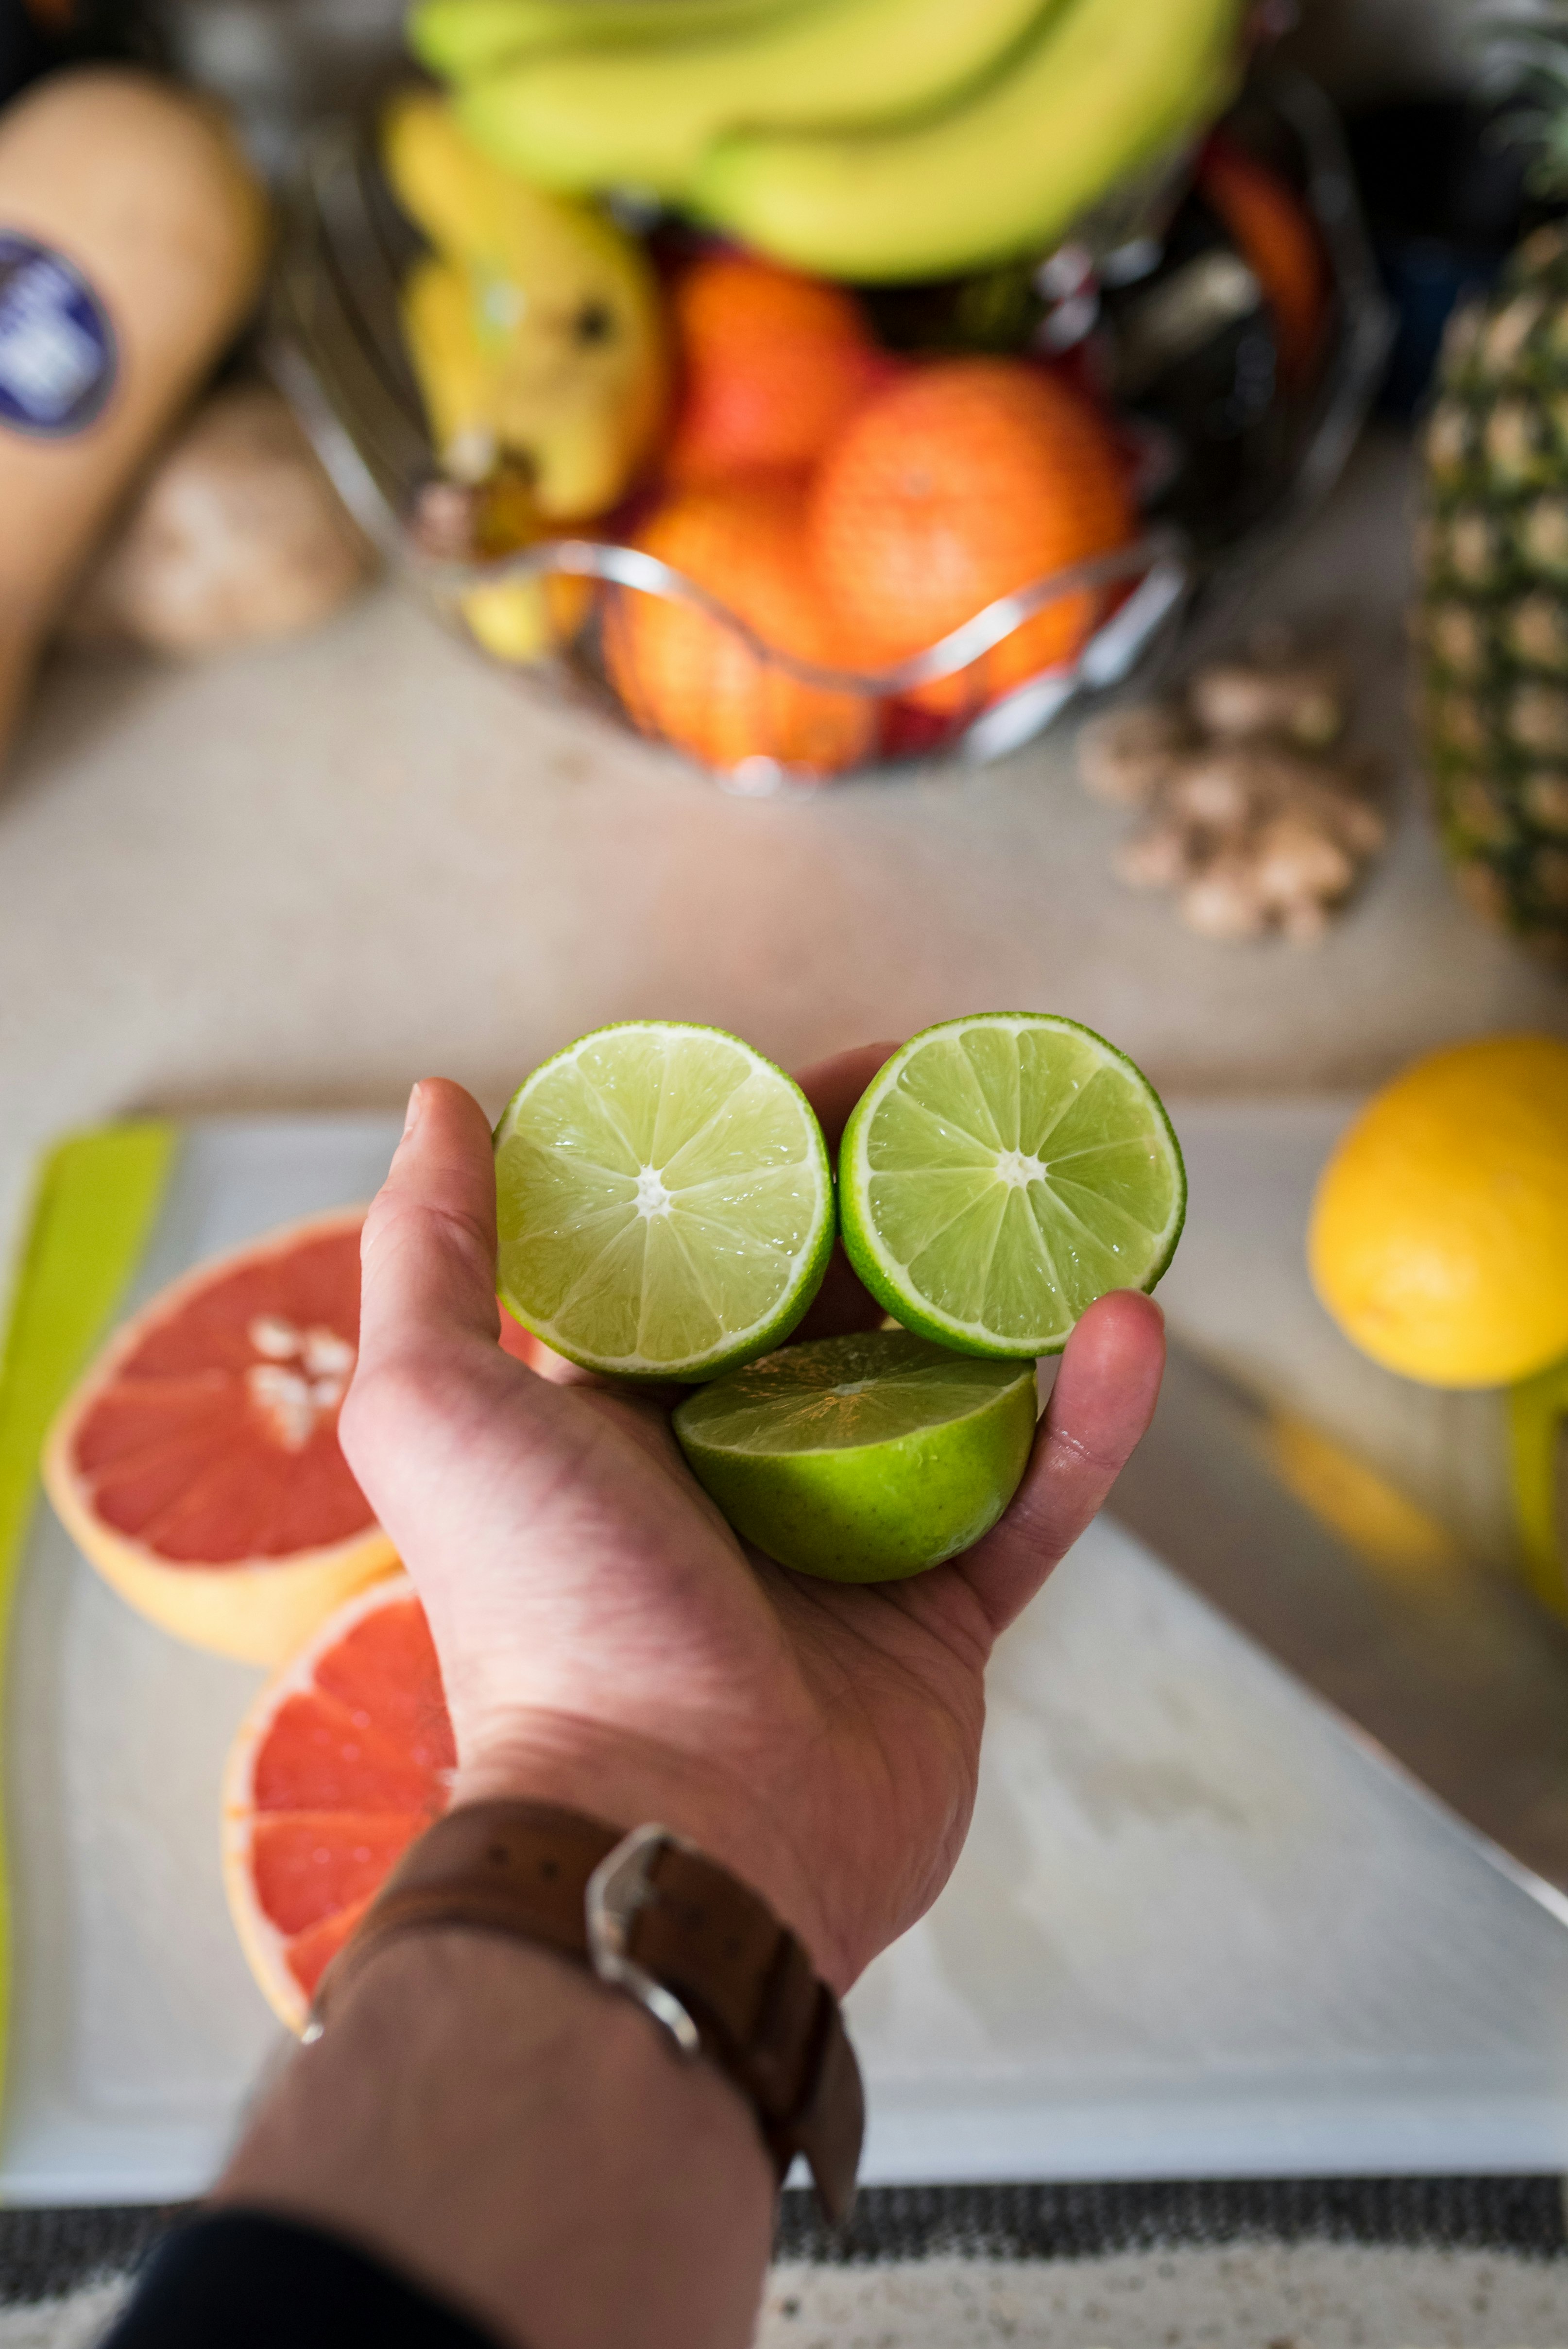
[6,1105,1568,2204]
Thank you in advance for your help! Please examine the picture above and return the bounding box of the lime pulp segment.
[673,1329,1038,1580]
[839,1013,1185,1358]
[494,1021,834,1378]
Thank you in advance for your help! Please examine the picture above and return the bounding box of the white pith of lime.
[838,1013,1184,1359]
[494,1021,835,1379]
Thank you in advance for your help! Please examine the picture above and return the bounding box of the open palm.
[340,1052,1164,1992]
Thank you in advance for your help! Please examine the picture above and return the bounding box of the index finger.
[790,1042,900,1345]
[794,1041,900,1153]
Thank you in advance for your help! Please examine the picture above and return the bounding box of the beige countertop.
[4,424,1566,1263]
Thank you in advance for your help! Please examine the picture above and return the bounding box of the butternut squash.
[0,69,268,766]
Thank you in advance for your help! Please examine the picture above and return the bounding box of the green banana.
[409,0,805,85]
[457,0,1060,201]
[691,0,1244,282]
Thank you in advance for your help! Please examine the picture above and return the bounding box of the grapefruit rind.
[222,1573,450,2032]
[42,1209,397,1665]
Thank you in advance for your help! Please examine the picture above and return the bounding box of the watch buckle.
[585,1822,702,2058]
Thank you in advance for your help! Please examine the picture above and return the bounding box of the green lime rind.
[838,1013,1186,1360]
[673,1328,1038,1581]
[494,1020,835,1381]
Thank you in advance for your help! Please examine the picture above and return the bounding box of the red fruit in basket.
[664,250,888,486]
[1198,135,1328,394]
[223,1575,452,2026]
[43,1212,397,1665]
[603,478,876,777]
[808,358,1135,718]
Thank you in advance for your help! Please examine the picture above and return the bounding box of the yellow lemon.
[1309,1034,1568,1389]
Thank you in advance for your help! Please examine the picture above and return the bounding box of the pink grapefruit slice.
[42,1210,397,1664]
[222,1574,453,2029]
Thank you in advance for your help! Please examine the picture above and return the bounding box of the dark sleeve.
[101,2209,507,2349]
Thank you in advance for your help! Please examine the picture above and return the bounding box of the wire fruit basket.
[269,74,1388,792]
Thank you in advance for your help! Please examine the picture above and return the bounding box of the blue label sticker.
[0,233,117,438]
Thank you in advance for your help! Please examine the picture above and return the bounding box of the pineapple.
[1413,4,1568,953]
[1419,225,1568,961]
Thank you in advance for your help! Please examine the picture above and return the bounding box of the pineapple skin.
[1420,223,1568,963]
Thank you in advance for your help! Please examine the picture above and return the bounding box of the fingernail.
[402,1082,425,1140]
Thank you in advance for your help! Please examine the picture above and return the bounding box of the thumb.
[956,1289,1165,1635]
[354,1079,502,1389]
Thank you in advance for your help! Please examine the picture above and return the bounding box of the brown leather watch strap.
[310,1801,864,2225]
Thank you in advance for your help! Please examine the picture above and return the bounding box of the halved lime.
[494,1021,834,1379]
[838,1013,1185,1359]
[673,1329,1037,1581]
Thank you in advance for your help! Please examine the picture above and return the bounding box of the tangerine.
[807,358,1134,718]
[603,478,875,777]
[664,249,887,486]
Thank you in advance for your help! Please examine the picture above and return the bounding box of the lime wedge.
[673,1329,1037,1580]
[838,1013,1184,1358]
[494,1021,834,1379]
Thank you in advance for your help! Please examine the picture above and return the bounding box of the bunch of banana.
[410,0,797,83]
[383,92,668,656]
[385,91,667,509]
[412,0,1245,283]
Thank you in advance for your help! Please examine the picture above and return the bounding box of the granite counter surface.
[4,427,1564,1270]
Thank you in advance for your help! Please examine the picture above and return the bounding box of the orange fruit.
[603,478,876,776]
[664,249,887,487]
[223,1575,453,2027]
[808,358,1135,717]
[43,1212,397,1665]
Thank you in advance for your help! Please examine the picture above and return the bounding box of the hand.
[339,1054,1164,1993]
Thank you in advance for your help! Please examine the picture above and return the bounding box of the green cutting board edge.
[0,1123,177,2142]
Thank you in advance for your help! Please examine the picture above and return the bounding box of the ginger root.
[1188,657,1344,749]
[67,384,372,654]
[1076,634,1379,943]
[1077,704,1193,806]
[1114,818,1193,891]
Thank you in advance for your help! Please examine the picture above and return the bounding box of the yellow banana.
[461,571,595,664]
[458,0,1060,202]
[383,91,668,517]
[411,0,807,84]
[401,256,496,477]
[692,0,1244,281]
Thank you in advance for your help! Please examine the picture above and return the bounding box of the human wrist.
[220,1929,776,2349]
[449,1712,841,1988]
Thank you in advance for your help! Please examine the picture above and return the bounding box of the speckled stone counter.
[4,426,1565,1271]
